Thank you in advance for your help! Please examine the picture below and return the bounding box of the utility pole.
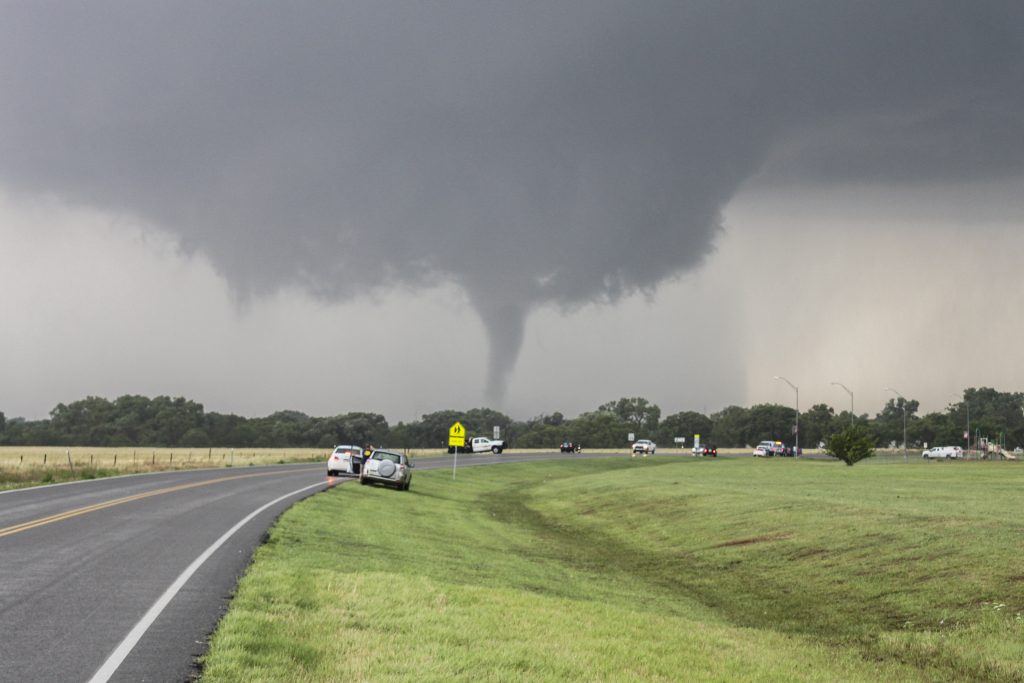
[774,376,800,456]
[831,382,854,426]
[885,387,908,462]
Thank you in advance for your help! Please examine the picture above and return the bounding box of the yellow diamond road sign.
[449,421,465,447]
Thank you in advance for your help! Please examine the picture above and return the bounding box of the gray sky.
[2,2,1022,423]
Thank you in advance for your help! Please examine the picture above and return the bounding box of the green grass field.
[199,457,1024,682]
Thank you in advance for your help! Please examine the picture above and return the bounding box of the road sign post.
[449,421,465,480]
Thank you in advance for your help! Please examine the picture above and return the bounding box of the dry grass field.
[0,446,327,472]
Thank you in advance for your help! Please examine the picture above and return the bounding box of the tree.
[874,397,919,447]
[598,397,660,434]
[959,387,1024,449]
[826,425,876,466]
[799,404,836,449]
[746,403,797,445]
[572,410,630,448]
[543,412,564,426]
[708,405,750,447]
[656,411,712,448]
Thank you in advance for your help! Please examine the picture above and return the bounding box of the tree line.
[0,388,1021,451]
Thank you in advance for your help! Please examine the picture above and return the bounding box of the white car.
[360,449,414,490]
[922,446,963,460]
[327,444,365,476]
[632,439,656,455]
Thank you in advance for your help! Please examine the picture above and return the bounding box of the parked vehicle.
[698,445,718,457]
[359,449,414,490]
[448,436,506,454]
[632,439,656,455]
[754,440,788,456]
[327,444,364,476]
[922,446,963,460]
[560,441,582,453]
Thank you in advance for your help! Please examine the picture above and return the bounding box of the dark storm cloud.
[1,2,1022,399]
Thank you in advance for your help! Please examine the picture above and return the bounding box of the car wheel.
[359,476,368,485]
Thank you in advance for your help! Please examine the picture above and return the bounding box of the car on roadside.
[754,440,788,456]
[560,441,582,453]
[327,444,365,476]
[697,445,718,457]
[632,439,656,455]
[359,449,414,490]
[922,446,963,460]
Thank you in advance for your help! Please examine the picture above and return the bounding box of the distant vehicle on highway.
[448,436,506,454]
[632,439,656,455]
[360,449,414,490]
[922,446,963,460]
[327,444,364,476]
[560,441,582,453]
[697,445,718,457]
[754,440,791,456]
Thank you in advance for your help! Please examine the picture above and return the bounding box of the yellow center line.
[0,468,324,539]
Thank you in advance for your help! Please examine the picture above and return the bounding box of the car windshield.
[372,451,402,464]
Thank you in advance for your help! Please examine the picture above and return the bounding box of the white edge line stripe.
[87,480,327,683]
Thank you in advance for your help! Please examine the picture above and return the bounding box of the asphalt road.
[0,464,339,683]
[0,449,777,682]
[0,452,598,682]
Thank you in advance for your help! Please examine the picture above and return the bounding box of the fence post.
[66,449,75,476]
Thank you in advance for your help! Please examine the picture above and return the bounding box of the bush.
[826,425,876,466]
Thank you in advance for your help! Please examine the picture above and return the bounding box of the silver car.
[359,449,414,490]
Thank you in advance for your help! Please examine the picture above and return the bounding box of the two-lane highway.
[0,450,622,682]
[0,464,335,682]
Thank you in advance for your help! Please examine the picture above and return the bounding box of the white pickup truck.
[448,436,506,454]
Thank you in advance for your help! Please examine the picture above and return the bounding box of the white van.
[922,446,962,460]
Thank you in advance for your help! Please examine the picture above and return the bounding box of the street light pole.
[774,376,799,456]
[831,382,854,426]
[885,387,907,462]
[966,402,971,456]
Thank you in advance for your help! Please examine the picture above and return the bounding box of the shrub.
[826,425,876,466]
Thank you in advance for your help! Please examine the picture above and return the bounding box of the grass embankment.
[0,447,327,490]
[200,457,1024,682]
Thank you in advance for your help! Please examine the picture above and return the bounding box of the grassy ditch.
[200,457,1024,682]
